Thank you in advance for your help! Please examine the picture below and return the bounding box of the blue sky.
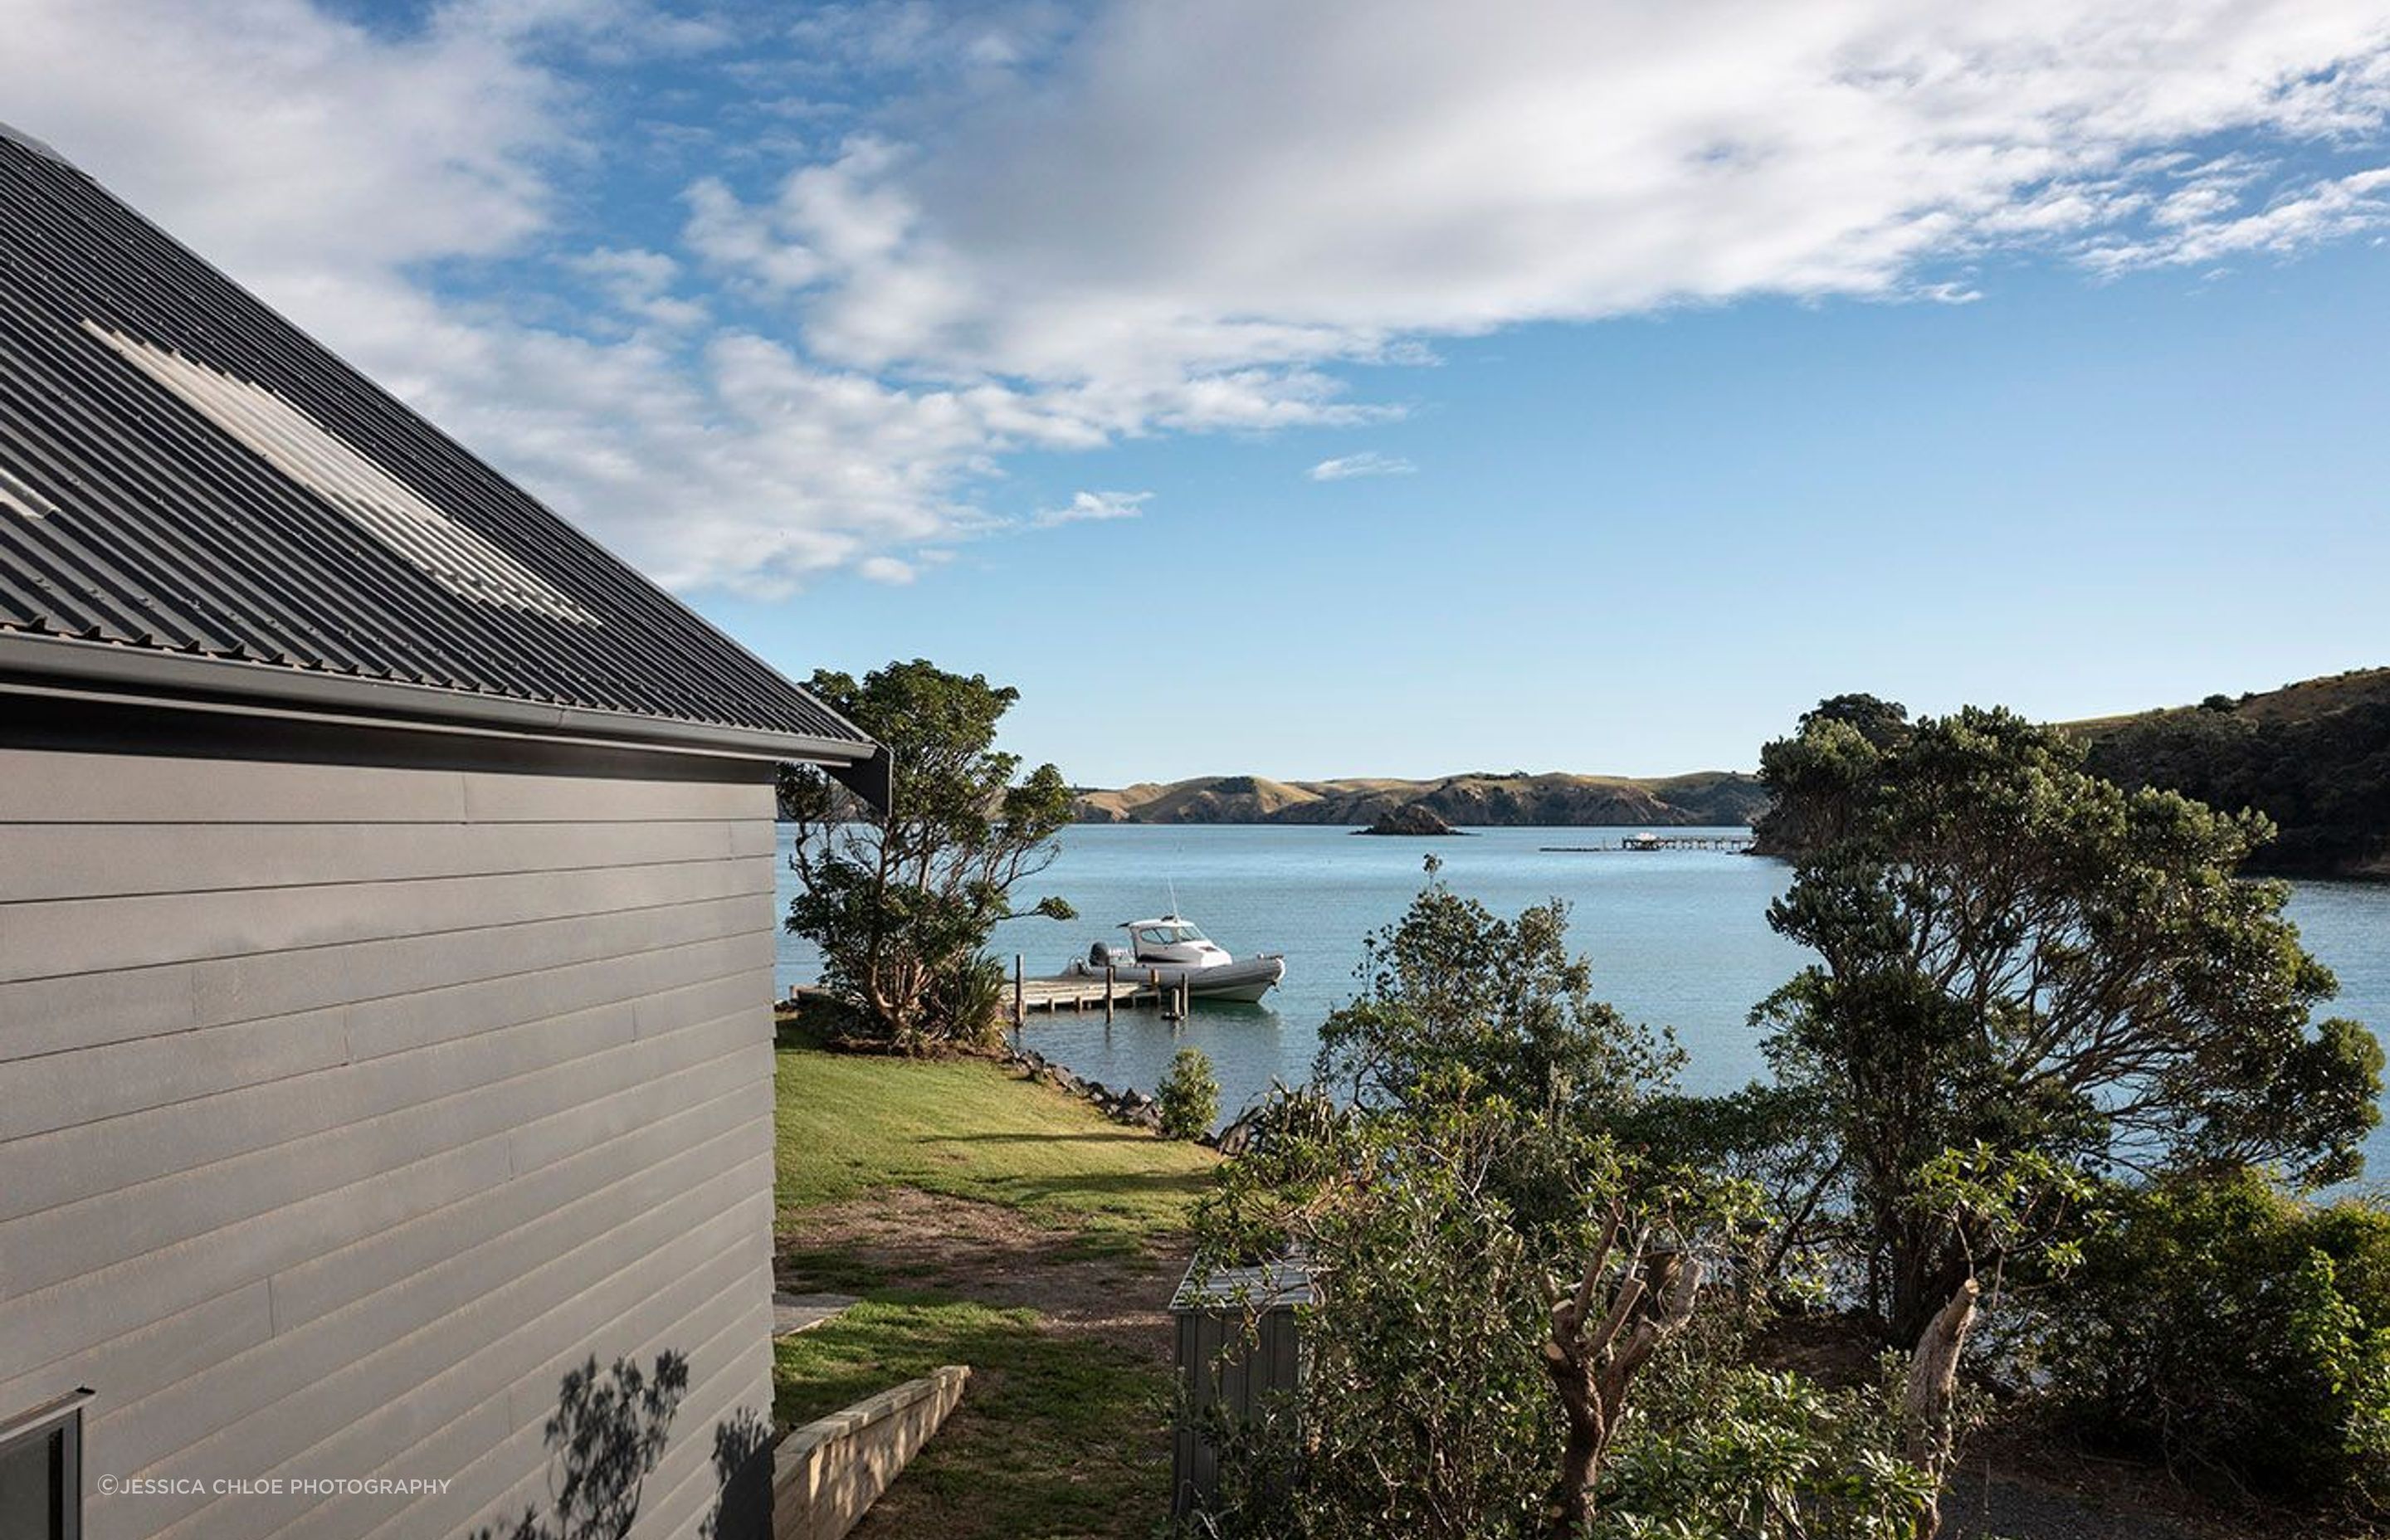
[7,1,2388,782]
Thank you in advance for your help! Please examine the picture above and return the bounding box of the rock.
[1355,803,1463,836]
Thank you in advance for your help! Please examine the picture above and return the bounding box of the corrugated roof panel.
[0,127,872,755]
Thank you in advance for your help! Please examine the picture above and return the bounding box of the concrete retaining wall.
[773,1366,970,1540]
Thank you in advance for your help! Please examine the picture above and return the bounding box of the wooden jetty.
[1007,954,1181,1023]
[788,961,1184,1029]
[781,972,1167,1024]
[1015,973,1162,1013]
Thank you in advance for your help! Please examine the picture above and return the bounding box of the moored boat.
[1066,915,1286,1003]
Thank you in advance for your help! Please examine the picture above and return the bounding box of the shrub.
[2042,1167,2390,1514]
[1595,1360,1939,1540]
[1158,1045,1221,1140]
[1192,1084,1931,1540]
[935,954,1013,1051]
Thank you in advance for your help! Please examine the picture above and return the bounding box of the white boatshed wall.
[0,723,782,1540]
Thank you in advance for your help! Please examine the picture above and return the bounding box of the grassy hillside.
[1073,768,1769,827]
[2069,667,2390,880]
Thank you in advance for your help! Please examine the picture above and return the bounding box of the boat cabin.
[1121,917,1232,967]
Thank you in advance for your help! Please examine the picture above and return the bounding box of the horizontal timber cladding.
[0,733,784,1540]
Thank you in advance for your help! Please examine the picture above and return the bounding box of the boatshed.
[0,120,885,1540]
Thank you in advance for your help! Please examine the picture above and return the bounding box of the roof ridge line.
[0,119,79,168]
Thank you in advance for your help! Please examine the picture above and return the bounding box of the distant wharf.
[1540,834,1758,853]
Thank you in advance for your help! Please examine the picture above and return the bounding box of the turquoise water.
[774,824,2390,1167]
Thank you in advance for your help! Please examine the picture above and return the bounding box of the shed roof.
[0,124,881,780]
[1171,1259,1316,1312]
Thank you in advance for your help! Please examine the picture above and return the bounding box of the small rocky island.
[1356,804,1465,836]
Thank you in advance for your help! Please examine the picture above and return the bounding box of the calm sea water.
[774,824,2390,1167]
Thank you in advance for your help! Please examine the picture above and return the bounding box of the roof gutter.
[0,631,888,802]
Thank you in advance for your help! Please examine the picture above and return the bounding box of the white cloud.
[7,0,2390,597]
[1032,490,1151,528]
[1309,451,1417,481]
[744,2,2390,368]
[2082,165,2390,271]
[569,246,710,329]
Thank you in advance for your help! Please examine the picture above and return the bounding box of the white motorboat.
[1066,915,1287,1003]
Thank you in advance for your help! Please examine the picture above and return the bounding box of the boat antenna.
[1168,878,1180,920]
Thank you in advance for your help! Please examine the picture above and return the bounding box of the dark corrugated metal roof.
[0,126,875,763]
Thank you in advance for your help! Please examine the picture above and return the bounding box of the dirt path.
[780,1186,1188,1360]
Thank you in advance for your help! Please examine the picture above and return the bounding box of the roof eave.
[0,630,880,772]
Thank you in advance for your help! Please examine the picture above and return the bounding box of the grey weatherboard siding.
[0,737,783,1540]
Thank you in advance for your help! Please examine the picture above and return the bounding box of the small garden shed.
[1170,1259,1313,1518]
[0,120,885,1540]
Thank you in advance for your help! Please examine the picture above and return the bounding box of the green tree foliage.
[1593,1363,1939,1540]
[1311,862,1684,1245]
[1750,693,1911,856]
[1158,1045,1222,1141]
[1617,1082,1848,1307]
[2045,1169,2390,1515]
[1315,860,1683,1128]
[780,660,1076,1050]
[1197,876,1931,1539]
[1197,1088,1574,1540]
[1194,1079,1933,1540]
[1756,702,2382,1342]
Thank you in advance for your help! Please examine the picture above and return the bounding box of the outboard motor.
[1088,941,1130,969]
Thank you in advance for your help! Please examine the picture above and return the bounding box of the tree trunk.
[1887,1226,1972,1347]
[1903,1275,1978,1540]
[1541,1230,1703,1540]
[1542,1345,1604,1540]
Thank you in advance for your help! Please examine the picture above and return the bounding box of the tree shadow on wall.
[466,1351,775,1540]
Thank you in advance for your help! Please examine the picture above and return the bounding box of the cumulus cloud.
[1310,451,1418,481]
[1032,490,1152,527]
[7,0,2390,595]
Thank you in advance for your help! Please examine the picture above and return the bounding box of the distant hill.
[2070,666,2390,880]
[1071,769,1771,829]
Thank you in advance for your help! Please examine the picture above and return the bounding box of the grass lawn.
[773,1021,1217,1240]
[773,1295,1169,1539]
[773,1021,1218,1538]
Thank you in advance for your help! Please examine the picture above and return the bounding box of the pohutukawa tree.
[1758,703,2382,1343]
[781,659,1075,1050]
